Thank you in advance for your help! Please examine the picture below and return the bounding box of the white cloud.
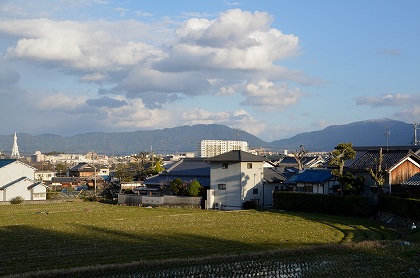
[1,18,164,74]
[157,9,299,71]
[36,92,87,112]
[179,108,266,137]
[0,7,313,139]
[355,93,419,107]
[355,93,420,125]
[217,86,236,96]
[243,80,304,111]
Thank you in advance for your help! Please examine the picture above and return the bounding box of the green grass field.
[0,201,419,277]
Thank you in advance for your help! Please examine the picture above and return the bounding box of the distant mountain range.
[0,119,417,156]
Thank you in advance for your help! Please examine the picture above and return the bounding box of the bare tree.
[367,148,386,193]
[293,145,308,171]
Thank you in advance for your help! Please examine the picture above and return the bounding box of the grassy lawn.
[0,201,419,277]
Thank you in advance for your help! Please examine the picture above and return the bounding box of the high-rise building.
[199,140,249,158]
[10,132,20,159]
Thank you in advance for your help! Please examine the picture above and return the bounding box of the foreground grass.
[0,201,418,277]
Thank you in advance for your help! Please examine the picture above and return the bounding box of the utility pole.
[92,151,97,196]
[384,127,390,149]
[414,123,419,146]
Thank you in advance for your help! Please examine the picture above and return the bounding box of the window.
[218,184,226,190]
[253,188,258,194]
[304,185,313,193]
[222,163,228,169]
[247,163,252,169]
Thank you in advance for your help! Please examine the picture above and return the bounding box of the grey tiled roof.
[346,149,420,171]
[205,150,265,162]
[27,181,48,190]
[144,158,210,187]
[401,173,420,187]
[263,168,287,183]
[0,177,27,190]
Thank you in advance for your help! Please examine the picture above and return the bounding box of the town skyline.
[1,1,419,142]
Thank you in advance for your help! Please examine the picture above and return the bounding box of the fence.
[118,194,201,207]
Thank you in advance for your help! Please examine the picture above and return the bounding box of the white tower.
[11,132,20,159]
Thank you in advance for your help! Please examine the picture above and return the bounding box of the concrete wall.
[118,194,201,206]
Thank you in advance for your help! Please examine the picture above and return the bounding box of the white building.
[0,159,48,201]
[35,170,56,182]
[206,150,265,210]
[199,140,249,158]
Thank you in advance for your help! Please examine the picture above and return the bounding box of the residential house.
[144,158,210,191]
[66,162,105,190]
[50,177,80,190]
[284,169,339,194]
[67,162,96,177]
[401,172,420,198]
[345,146,420,194]
[0,159,48,201]
[35,170,56,183]
[277,155,326,169]
[262,166,288,206]
[206,150,265,210]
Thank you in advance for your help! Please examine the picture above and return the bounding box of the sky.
[0,0,419,142]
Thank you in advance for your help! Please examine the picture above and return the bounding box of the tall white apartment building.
[199,140,249,158]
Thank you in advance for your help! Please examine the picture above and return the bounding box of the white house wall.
[30,185,48,201]
[240,162,264,206]
[0,161,35,185]
[0,161,47,201]
[1,179,31,201]
[210,161,264,209]
[211,162,243,209]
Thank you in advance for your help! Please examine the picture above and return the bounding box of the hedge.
[274,192,376,217]
[378,196,420,220]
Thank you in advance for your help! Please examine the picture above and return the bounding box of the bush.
[243,200,257,210]
[273,192,376,217]
[379,196,420,220]
[10,196,24,204]
[186,180,201,197]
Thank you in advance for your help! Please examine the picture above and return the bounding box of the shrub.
[379,196,420,220]
[10,196,24,204]
[274,192,376,217]
[186,180,201,197]
[170,178,184,195]
[243,200,257,210]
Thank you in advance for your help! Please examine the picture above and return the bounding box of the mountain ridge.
[0,119,416,156]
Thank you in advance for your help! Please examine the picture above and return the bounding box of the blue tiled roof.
[0,159,17,168]
[285,169,334,183]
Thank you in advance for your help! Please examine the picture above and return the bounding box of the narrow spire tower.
[10,132,20,159]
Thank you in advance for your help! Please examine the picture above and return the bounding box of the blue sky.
[1,0,419,142]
